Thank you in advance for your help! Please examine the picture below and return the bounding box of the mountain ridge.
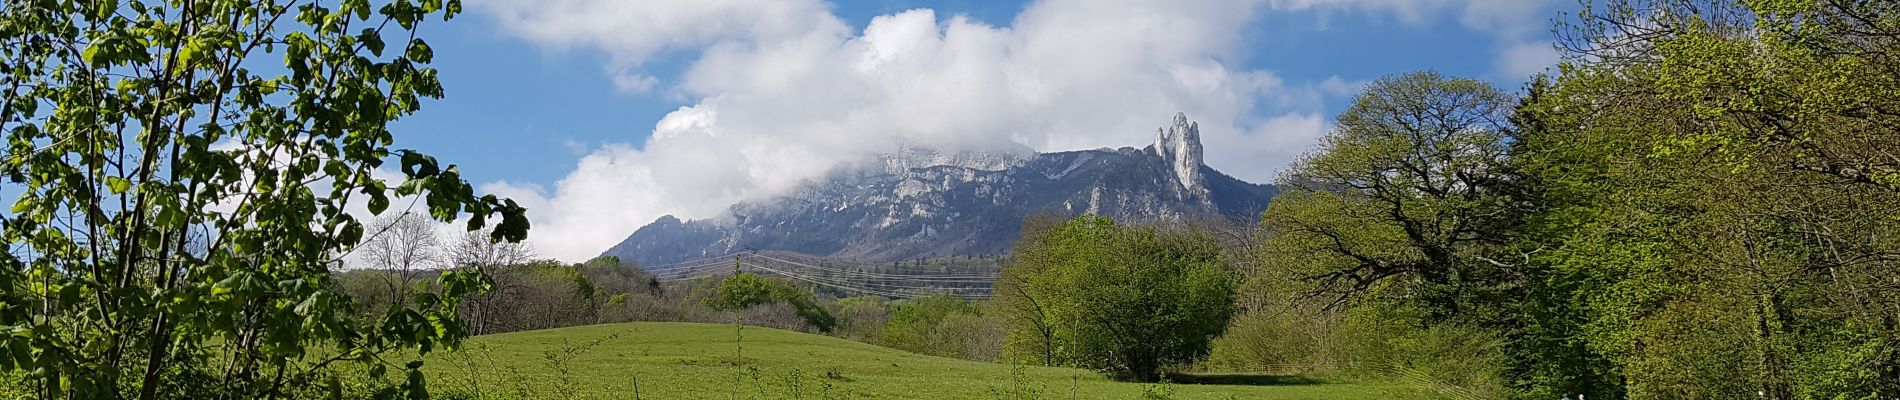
[602,113,1276,266]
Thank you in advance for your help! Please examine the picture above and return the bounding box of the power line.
[756,254,1003,278]
[739,261,990,300]
[750,253,997,280]
[634,252,999,300]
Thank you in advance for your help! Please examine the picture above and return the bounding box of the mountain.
[602,113,1277,266]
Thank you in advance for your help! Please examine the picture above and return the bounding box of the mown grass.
[428,322,1436,399]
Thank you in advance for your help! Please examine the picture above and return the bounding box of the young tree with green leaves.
[996,214,1064,366]
[0,0,527,398]
[998,216,1234,382]
[703,271,834,333]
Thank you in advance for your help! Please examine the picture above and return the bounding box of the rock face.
[1154,112,1207,198]
[602,113,1277,266]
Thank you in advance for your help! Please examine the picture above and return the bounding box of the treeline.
[1200,1,1900,398]
[337,256,833,337]
[332,216,1006,354]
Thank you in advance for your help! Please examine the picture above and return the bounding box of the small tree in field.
[999,216,1235,382]
[0,0,527,398]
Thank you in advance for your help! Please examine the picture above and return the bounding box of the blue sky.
[404,0,1549,187]
[381,0,1571,260]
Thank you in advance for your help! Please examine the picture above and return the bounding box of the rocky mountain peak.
[603,113,1275,266]
[1151,112,1207,196]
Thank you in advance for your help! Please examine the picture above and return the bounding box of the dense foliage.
[1234,1,1900,398]
[0,0,528,398]
[997,216,1235,382]
[1522,0,1900,396]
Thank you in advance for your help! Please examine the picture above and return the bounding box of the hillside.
[602,113,1276,266]
[430,322,1424,399]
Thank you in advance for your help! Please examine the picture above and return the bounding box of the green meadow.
[429,322,1434,399]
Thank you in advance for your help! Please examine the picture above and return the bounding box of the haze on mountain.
[603,113,1275,266]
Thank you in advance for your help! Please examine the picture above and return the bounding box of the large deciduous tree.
[1246,71,1620,397]
[1259,71,1526,320]
[0,0,527,398]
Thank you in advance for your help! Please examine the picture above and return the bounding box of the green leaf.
[405,368,429,399]
[406,39,433,63]
[81,43,101,65]
[360,29,384,56]
[105,177,131,194]
[156,205,186,227]
[368,192,389,215]
[212,275,240,296]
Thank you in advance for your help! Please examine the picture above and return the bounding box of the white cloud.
[473,0,841,68]
[610,71,660,93]
[469,0,1550,261]
[1498,41,1560,78]
[1461,0,1561,38]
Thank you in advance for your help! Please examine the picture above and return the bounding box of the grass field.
[429,322,1434,399]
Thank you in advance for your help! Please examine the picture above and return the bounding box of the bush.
[881,295,999,358]
[835,296,891,343]
[1335,303,1510,399]
[1205,309,1340,373]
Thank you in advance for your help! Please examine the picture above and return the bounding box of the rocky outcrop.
[601,113,1276,266]
[1153,112,1207,197]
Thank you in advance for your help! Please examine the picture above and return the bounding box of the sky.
[386,0,1575,261]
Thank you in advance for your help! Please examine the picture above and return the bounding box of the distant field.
[428,322,1434,399]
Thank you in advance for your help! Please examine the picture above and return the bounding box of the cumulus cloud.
[467,0,1547,261]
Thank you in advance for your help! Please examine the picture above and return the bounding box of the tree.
[360,213,443,308]
[834,296,891,342]
[998,216,1235,382]
[0,0,528,398]
[478,260,598,333]
[1259,71,1525,318]
[765,279,836,333]
[703,271,834,333]
[880,295,980,357]
[448,225,534,270]
[1250,71,1605,396]
[448,227,534,335]
[996,215,1064,366]
[1508,1,1900,397]
[704,272,778,314]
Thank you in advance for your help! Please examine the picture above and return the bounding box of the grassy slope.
[430,322,1425,399]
